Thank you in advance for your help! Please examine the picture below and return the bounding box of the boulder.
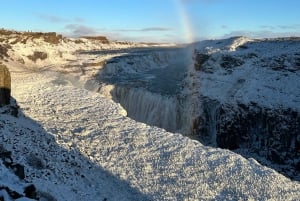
[193,53,210,71]
[0,64,11,106]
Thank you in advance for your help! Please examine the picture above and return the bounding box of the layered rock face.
[190,37,300,179]
[0,64,11,106]
[193,99,300,176]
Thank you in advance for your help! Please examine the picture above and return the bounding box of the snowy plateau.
[0,30,300,200]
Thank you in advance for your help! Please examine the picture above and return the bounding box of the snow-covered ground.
[1,67,299,200]
[187,36,300,180]
[1,31,300,200]
[190,36,300,110]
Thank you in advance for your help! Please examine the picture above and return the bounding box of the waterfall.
[90,47,194,134]
[206,101,220,146]
[111,86,182,133]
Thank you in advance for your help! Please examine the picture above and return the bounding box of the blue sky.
[1,0,300,43]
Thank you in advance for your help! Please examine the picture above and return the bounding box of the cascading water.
[111,86,181,132]
[93,47,194,134]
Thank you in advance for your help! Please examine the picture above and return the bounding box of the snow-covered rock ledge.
[189,36,300,180]
[1,70,298,200]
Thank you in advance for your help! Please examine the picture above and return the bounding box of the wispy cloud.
[110,33,181,43]
[278,24,300,30]
[140,27,172,32]
[115,27,172,32]
[74,17,85,23]
[180,0,219,4]
[36,13,86,24]
[259,24,300,30]
[221,25,229,29]
[64,24,100,37]
[222,30,300,39]
[62,24,175,42]
[35,13,68,23]
[260,25,276,30]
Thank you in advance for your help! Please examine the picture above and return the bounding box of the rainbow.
[174,0,195,43]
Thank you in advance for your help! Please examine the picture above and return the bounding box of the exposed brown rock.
[0,44,11,59]
[0,64,11,106]
[82,36,109,44]
[27,51,48,62]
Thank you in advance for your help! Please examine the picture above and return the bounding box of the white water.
[205,100,220,146]
[112,86,181,132]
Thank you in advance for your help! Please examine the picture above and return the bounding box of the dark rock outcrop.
[0,148,25,180]
[194,53,210,71]
[220,55,244,69]
[0,64,11,106]
[192,97,300,180]
[0,44,11,60]
[27,51,48,62]
[82,36,109,44]
[24,184,38,199]
[0,146,39,200]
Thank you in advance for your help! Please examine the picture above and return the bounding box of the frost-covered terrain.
[189,37,300,180]
[85,36,300,181]
[191,36,300,109]
[1,66,299,201]
[1,30,300,200]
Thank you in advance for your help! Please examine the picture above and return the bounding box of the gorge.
[90,37,300,181]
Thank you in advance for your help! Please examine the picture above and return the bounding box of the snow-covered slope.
[1,31,300,200]
[189,36,300,180]
[191,36,300,109]
[1,69,299,200]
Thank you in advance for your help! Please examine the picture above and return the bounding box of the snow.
[0,161,25,195]
[0,68,298,200]
[1,33,300,200]
[0,161,35,201]
[190,36,300,111]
